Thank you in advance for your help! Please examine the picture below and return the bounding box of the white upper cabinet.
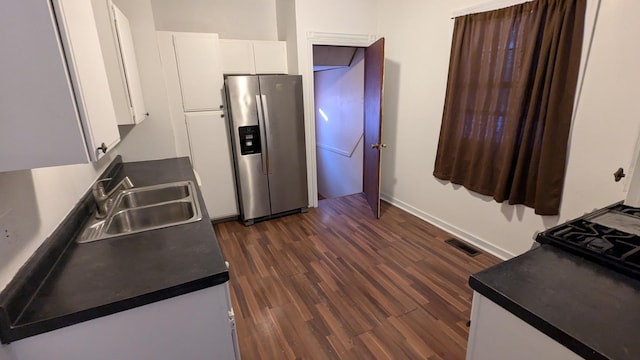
[112,2,147,125]
[0,0,120,172]
[55,0,121,160]
[219,40,288,75]
[252,40,288,74]
[218,40,255,75]
[173,33,224,112]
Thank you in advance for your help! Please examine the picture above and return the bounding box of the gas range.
[536,202,640,279]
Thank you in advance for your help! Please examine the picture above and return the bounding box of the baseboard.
[381,194,515,261]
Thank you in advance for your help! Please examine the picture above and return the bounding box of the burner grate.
[538,205,640,280]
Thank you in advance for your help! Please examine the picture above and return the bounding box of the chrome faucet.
[92,176,134,219]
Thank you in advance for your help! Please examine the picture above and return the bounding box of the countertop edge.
[469,270,606,360]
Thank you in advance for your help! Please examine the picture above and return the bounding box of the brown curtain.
[433,0,586,215]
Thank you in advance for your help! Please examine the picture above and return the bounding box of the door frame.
[302,31,377,208]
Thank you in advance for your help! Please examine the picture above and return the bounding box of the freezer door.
[225,76,271,221]
[259,75,308,214]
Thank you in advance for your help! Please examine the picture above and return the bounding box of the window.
[433,0,586,215]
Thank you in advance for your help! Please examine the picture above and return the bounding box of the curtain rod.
[450,0,533,19]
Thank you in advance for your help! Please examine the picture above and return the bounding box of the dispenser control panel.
[238,126,262,155]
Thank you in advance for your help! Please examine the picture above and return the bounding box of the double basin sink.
[77,181,202,243]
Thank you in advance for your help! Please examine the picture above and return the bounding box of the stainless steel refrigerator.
[224,75,308,225]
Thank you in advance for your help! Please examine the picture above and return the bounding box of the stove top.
[536,202,640,279]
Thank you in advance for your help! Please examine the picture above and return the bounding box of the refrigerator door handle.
[255,95,268,175]
[261,95,273,174]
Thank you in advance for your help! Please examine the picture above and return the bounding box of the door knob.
[371,143,387,149]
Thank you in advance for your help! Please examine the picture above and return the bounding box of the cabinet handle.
[97,143,108,154]
[219,105,224,109]
[220,113,224,118]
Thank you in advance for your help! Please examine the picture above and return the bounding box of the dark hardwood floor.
[214,194,501,359]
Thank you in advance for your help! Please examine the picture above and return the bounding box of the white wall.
[275,0,298,74]
[151,0,278,40]
[314,49,365,198]
[111,0,177,162]
[0,154,117,291]
[376,0,640,257]
[293,0,378,74]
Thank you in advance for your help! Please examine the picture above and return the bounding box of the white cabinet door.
[0,0,120,172]
[112,2,147,125]
[253,40,288,74]
[54,0,121,161]
[219,39,255,74]
[92,0,132,128]
[467,292,582,360]
[219,40,288,75]
[173,33,224,112]
[186,111,239,219]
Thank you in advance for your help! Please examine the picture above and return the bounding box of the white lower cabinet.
[466,292,582,360]
[186,111,239,219]
[2,285,238,360]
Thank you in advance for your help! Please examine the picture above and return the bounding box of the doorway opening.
[312,45,365,201]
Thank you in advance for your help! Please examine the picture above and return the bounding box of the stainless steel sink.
[77,181,202,243]
[113,183,191,211]
[106,201,195,234]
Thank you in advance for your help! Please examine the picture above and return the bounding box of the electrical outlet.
[0,223,16,243]
[0,223,9,238]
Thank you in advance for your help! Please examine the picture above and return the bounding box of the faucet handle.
[93,178,112,197]
[120,176,134,189]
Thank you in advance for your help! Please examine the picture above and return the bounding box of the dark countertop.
[470,244,640,360]
[0,157,229,343]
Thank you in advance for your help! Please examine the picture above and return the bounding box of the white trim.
[316,134,363,157]
[625,127,640,193]
[307,31,376,46]
[625,127,640,206]
[303,31,377,208]
[381,193,515,260]
[451,0,532,18]
[317,143,351,157]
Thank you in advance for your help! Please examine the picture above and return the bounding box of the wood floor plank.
[215,194,501,359]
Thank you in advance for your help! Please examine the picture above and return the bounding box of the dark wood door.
[363,38,385,218]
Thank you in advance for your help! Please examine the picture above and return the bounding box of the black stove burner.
[548,220,636,254]
[610,204,640,218]
[537,203,640,280]
[585,237,614,253]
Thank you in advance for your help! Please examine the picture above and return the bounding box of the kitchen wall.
[314,49,365,199]
[376,0,640,257]
[0,154,117,291]
[151,0,278,40]
[275,0,299,74]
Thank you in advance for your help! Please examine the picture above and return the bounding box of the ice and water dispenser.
[238,126,262,155]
